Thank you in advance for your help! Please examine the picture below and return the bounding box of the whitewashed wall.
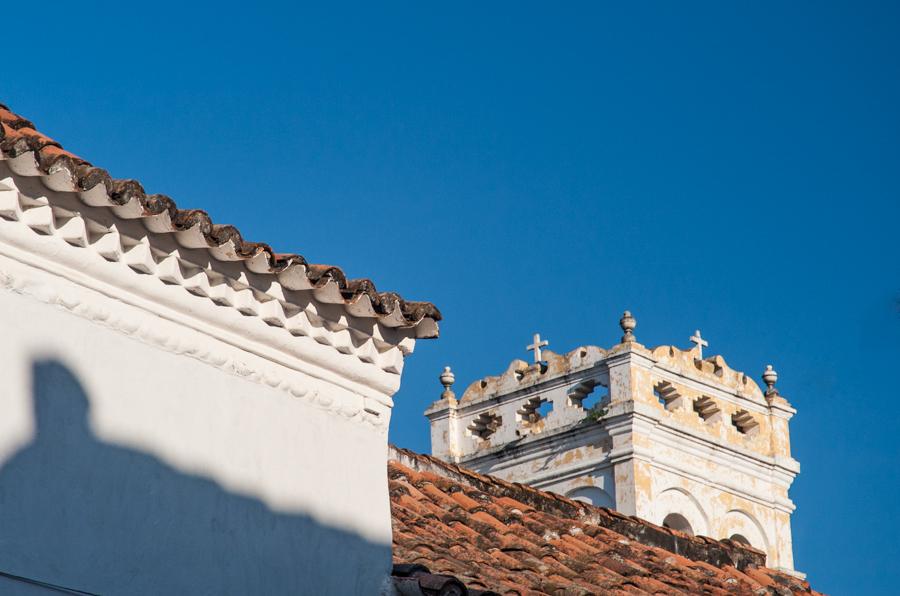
[0,253,395,594]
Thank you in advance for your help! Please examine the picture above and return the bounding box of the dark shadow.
[0,360,389,595]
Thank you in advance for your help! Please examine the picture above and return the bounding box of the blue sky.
[6,2,899,592]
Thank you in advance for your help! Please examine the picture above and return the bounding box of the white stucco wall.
[0,255,395,594]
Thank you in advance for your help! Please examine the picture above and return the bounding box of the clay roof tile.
[389,446,822,596]
[0,102,440,336]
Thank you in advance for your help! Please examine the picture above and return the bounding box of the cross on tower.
[690,329,709,360]
[526,333,549,363]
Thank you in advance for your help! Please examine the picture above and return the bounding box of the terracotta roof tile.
[450,490,483,511]
[390,447,822,595]
[0,102,440,337]
[495,495,533,512]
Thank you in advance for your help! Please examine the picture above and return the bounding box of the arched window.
[565,486,614,509]
[720,510,768,557]
[662,513,694,536]
[729,534,751,546]
[654,488,709,537]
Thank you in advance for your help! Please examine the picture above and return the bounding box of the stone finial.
[762,364,778,396]
[619,311,637,343]
[440,366,456,400]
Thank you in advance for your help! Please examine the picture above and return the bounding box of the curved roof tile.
[389,447,821,595]
[0,103,441,337]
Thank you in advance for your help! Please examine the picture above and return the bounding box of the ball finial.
[440,366,456,399]
[619,310,637,343]
[762,364,778,395]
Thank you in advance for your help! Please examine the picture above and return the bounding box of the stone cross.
[526,333,549,363]
[690,329,708,359]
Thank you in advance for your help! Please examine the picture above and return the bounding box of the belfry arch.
[662,513,694,535]
[720,509,769,556]
[565,486,614,509]
[653,487,709,537]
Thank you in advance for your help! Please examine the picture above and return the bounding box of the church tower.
[426,312,801,573]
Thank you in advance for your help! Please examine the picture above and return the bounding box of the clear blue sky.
[6,2,898,592]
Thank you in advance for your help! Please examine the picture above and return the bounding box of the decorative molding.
[459,417,608,467]
[0,166,417,378]
[0,247,391,431]
[467,429,616,489]
[627,412,799,506]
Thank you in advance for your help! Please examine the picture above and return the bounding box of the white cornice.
[627,408,801,478]
[459,419,608,467]
[0,167,414,395]
[460,407,798,512]
[609,411,799,510]
[0,251,392,430]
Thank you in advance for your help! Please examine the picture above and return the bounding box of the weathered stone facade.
[426,314,800,573]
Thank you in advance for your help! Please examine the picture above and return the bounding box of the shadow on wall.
[0,360,388,595]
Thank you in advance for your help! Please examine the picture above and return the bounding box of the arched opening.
[654,488,709,537]
[729,534,751,546]
[662,513,694,536]
[720,509,769,561]
[565,486,614,509]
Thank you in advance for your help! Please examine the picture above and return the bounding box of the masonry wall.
[643,463,793,570]
[623,352,796,571]
[0,256,394,594]
[461,425,617,508]
[428,342,800,574]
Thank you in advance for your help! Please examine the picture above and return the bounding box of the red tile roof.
[389,447,822,595]
[0,103,440,337]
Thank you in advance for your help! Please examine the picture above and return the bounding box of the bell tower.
[426,312,801,573]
